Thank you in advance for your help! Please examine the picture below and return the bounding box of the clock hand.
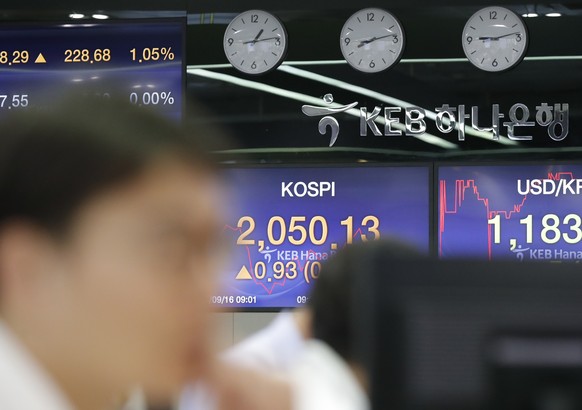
[478,31,520,41]
[357,33,397,47]
[242,36,280,44]
[253,28,264,42]
[243,29,265,45]
[493,31,521,39]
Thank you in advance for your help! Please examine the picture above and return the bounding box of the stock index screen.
[215,165,430,309]
[0,20,183,120]
[439,164,582,261]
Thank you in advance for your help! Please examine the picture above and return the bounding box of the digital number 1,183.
[488,213,582,245]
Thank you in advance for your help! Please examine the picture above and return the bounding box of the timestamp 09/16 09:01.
[211,295,310,305]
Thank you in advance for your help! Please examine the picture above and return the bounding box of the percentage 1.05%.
[130,47,176,63]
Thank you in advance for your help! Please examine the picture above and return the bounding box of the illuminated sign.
[0,21,183,120]
[302,94,569,146]
[439,164,582,262]
[214,165,430,309]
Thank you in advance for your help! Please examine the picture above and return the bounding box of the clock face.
[462,7,528,72]
[224,10,287,75]
[340,8,405,73]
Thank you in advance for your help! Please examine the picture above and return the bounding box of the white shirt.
[290,340,370,410]
[179,311,306,410]
[0,321,74,410]
[222,311,305,372]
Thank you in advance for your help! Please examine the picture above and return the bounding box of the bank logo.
[301,94,358,147]
[302,95,570,146]
[510,239,529,262]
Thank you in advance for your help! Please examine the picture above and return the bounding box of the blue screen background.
[439,164,582,261]
[216,166,430,309]
[0,21,183,120]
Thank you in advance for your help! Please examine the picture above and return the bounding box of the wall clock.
[462,6,528,72]
[224,10,288,75]
[340,8,405,73]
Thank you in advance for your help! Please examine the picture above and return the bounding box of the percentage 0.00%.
[129,91,175,106]
[130,47,175,63]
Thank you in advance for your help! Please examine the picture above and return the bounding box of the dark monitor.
[356,259,582,410]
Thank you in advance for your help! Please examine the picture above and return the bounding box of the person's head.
[0,97,225,405]
[308,239,420,384]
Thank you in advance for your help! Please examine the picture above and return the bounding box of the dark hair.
[309,239,420,361]
[0,96,219,235]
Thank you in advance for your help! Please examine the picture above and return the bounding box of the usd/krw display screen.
[0,20,183,120]
[215,166,430,309]
[439,164,582,261]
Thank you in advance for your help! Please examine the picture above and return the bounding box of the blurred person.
[291,239,420,410]
[222,308,311,371]
[0,97,226,410]
[179,308,310,410]
[198,239,419,410]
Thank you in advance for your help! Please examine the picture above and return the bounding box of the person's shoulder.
[289,340,370,410]
[223,312,305,371]
[0,323,74,410]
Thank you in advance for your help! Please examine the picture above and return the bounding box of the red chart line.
[223,225,287,295]
[223,225,366,294]
[439,172,574,259]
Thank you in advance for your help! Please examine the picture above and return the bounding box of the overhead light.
[522,13,539,18]
[69,13,85,19]
[92,13,109,20]
[545,12,562,17]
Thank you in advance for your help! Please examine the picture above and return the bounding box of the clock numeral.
[367,12,375,21]
[369,60,376,68]
[467,36,473,44]
[516,33,522,42]
[276,38,281,46]
[344,38,351,45]
[393,35,399,44]
[489,10,498,20]
[251,14,259,23]
[492,59,499,67]
[227,38,234,46]
[251,61,257,69]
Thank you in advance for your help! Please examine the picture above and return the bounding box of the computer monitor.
[0,20,184,120]
[438,163,582,261]
[356,259,582,410]
[214,164,431,309]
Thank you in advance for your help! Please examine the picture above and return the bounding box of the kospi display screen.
[439,164,582,261]
[215,165,431,309]
[0,20,183,120]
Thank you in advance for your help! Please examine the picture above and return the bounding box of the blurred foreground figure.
[291,239,419,410]
[200,239,418,410]
[179,308,310,410]
[0,98,225,410]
